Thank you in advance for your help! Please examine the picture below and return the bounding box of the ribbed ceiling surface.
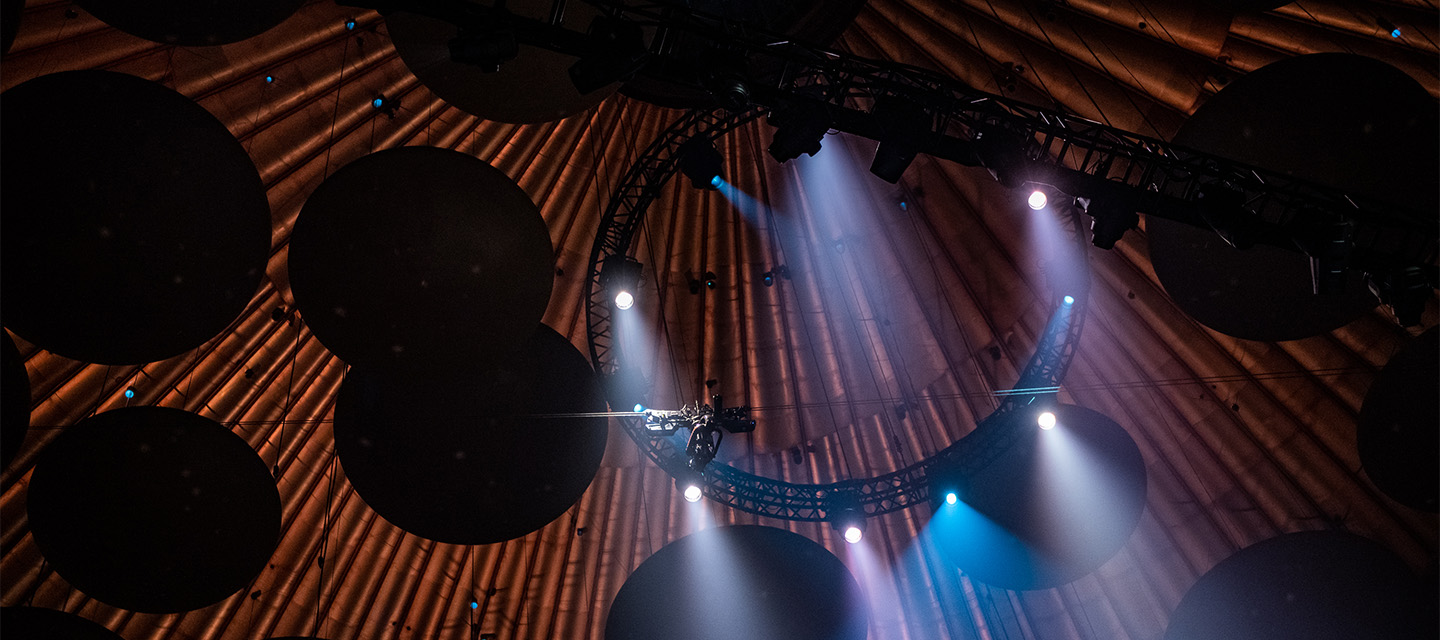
[1,1,1436,639]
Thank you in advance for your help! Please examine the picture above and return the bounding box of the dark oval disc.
[1,70,271,365]
[1166,530,1434,640]
[605,524,869,640]
[289,146,554,370]
[929,404,1148,589]
[74,0,304,46]
[1,607,125,640]
[26,407,282,613]
[2,331,30,470]
[1358,327,1439,511]
[1149,54,1436,341]
[334,324,607,544]
[388,0,619,124]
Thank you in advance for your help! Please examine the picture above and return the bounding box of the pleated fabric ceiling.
[1,1,1436,639]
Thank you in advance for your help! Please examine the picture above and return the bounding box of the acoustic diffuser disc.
[1,607,125,640]
[387,0,619,124]
[1148,54,1437,341]
[26,407,281,613]
[1,70,271,365]
[2,331,30,470]
[1166,530,1434,640]
[74,0,305,46]
[1358,327,1439,511]
[334,324,607,544]
[929,404,1147,589]
[605,525,869,640]
[288,146,554,370]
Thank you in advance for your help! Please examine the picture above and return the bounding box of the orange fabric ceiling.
[1,0,1436,638]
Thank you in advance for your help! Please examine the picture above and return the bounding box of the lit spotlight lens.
[945,492,958,505]
[614,290,634,310]
[1027,190,1047,210]
[843,526,863,544]
[709,175,723,188]
[1038,411,1057,430]
[1063,295,1075,305]
[633,403,645,413]
[683,484,703,503]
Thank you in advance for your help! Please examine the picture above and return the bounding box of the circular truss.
[585,106,1090,521]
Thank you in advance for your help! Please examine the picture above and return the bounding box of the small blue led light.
[1063,295,1075,305]
[345,18,357,30]
[633,403,645,413]
[1391,27,1401,38]
[709,175,723,188]
[124,388,135,399]
[899,201,908,211]
[470,600,478,610]
[372,97,384,109]
[945,492,958,505]
[264,75,274,83]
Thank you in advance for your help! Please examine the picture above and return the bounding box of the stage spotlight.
[614,290,634,310]
[568,16,647,94]
[633,403,646,413]
[1063,295,1075,305]
[679,139,723,190]
[869,96,931,183]
[1038,411,1057,430]
[704,271,718,289]
[767,100,832,163]
[1027,189,1048,210]
[1083,198,1139,250]
[601,256,643,310]
[676,471,705,502]
[828,497,866,544]
[974,126,1032,189]
[927,461,968,509]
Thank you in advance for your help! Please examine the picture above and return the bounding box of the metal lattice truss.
[346,0,1432,520]
[357,0,1437,282]
[581,103,1089,521]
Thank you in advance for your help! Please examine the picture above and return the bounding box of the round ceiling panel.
[0,70,271,365]
[26,407,282,613]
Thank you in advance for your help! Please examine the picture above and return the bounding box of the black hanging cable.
[1068,581,1102,640]
[274,321,302,477]
[314,446,337,635]
[87,365,112,419]
[1046,3,1170,138]
[981,0,1114,129]
[321,35,354,181]
[24,559,47,607]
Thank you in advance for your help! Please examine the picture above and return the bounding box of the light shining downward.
[844,526,863,544]
[1027,190,1047,210]
[683,484,703,502]
[1038,411,1057,430]
[614,290,634,310]
[945,492,958,505]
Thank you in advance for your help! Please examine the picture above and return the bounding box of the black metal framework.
[344,0,1434,518]
[351,0,1437,285]
[582,105,1090,521]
